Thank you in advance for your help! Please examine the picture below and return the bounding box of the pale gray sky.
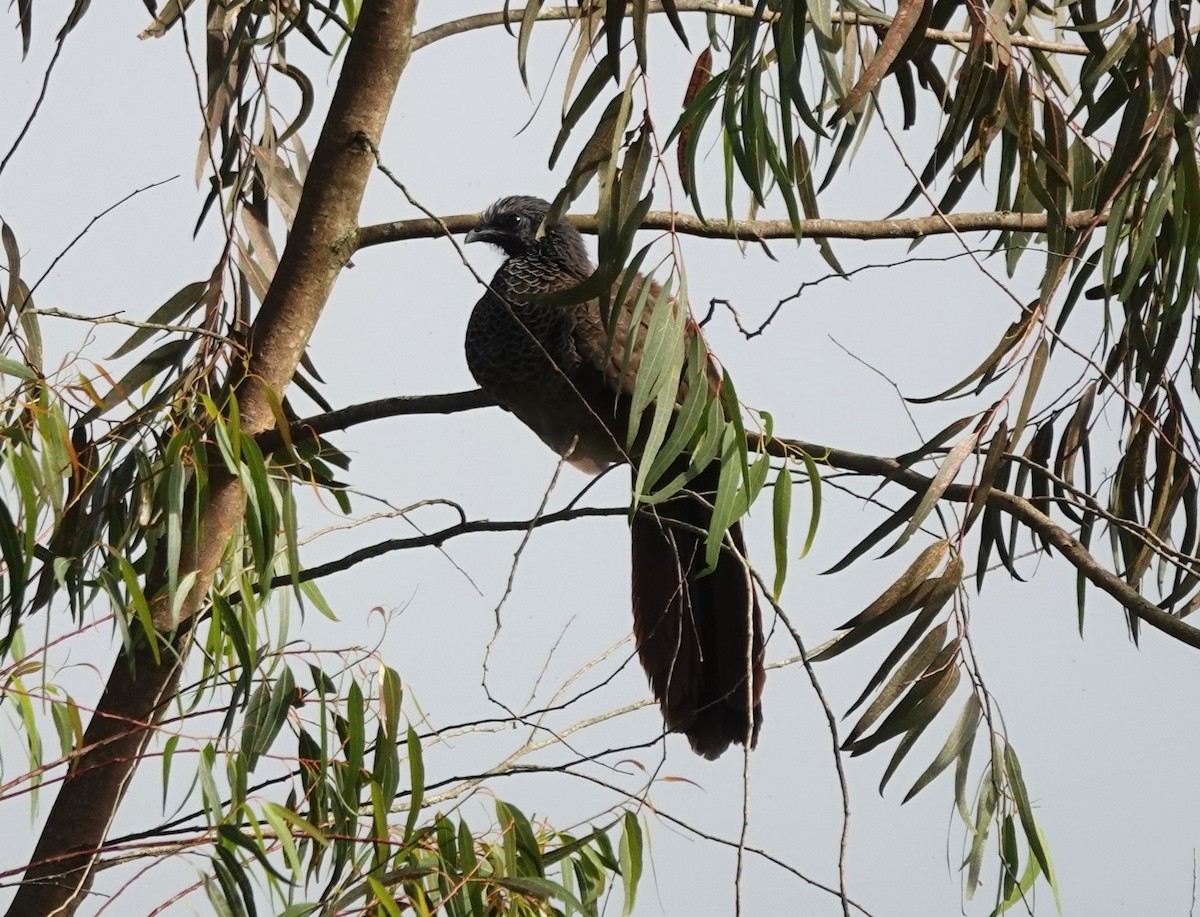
[2,4,1198,916]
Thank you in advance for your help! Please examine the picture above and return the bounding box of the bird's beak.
[464,227,494,245]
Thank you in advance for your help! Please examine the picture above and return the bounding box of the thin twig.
[23,178,180,308]
[31,305,226,344]
[758,580,853,917]
[482,450,572,711]
[0,21,71,179]
[260,505,626,594]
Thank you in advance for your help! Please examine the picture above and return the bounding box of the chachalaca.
[464,195,765,759]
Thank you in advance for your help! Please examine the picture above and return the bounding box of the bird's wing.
[572,272,719,404]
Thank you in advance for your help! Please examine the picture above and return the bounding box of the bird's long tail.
[630,462,765,759]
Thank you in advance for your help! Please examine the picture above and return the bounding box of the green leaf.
[837,538,948,630]
[0,497,28,623]
[551,55,616,168]
[887,431,980,554]
[903,692,982,802]
[379,665,403,743]
[619,811,643,916]
[107,279,208,359]
[516,0,547,87]
[459,818,485,916]
[1003,744,1056,883]
[0,354,36,381]
[771,463,792,599]
[241,666,295,770]
[491,876,590,915]
[403,726,424,842]
[844,621,948,741]
[81,338,194,422]
[2,221,22,316]
[822,490,924,574]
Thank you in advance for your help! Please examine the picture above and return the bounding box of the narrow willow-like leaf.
[847,578,949,712]
[548,88,631,228]
[904,691,982,802]
[264,800,328,848]
[838,538,948,630]
[109,279,210,360]
[678,48,713,191]
[81,338,194,422]
[1011,341,1047,448]
[112,550,157,660]
[954,716,977,825]
[403,726,424,842]
[164,451,186,609]
[0,354,35,381]
[794,447,822,558]
[0,497,27,622]
[1121,167,1174,306]
[822,490,925,574]
[965,773,997,896]
[242,666,295,770]
[516,0,546,87]
[844,621,948,742]
[829,0,929,124]
[889,432,979,554]
[846,640,960,756]
[551,55,615,168]
[908,311,1035,404]
[644,333,710,492]
[878,704,936,794]
[998,814,1020,906]
[964,421,1009,533]
[619,811,643,916]
[895,418,977,472]
[458,818,485,916]
[492,876,590,915]
[627,280,682,449]
[2,222,22,315]
[260,802,303,880]
[772,463,792,599]
[1003,744,1055,882]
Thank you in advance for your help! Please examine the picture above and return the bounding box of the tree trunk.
[6,2,419,914]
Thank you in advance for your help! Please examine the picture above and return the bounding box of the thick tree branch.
[259,389,493,453]
[290,390,1200,652]
[412,2,1093,57]
[7,4,420,915]
[356,208,1109,249]
[761,438,1200,651]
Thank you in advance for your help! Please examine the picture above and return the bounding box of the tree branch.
[411,2,1093,57]
[7,4,420,915]
[258,389,493,453]
[265,506,627,593]
[761,437,1200,651]
[289,390,1200,652]
[356,208,1109,249]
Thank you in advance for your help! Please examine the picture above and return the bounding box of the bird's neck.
[496,254,593,300]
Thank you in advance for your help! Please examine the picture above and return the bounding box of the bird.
[464,195,765,759]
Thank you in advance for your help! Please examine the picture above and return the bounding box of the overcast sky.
[2,4,1199,916]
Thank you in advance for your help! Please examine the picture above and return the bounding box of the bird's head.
[465,196,589,268]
